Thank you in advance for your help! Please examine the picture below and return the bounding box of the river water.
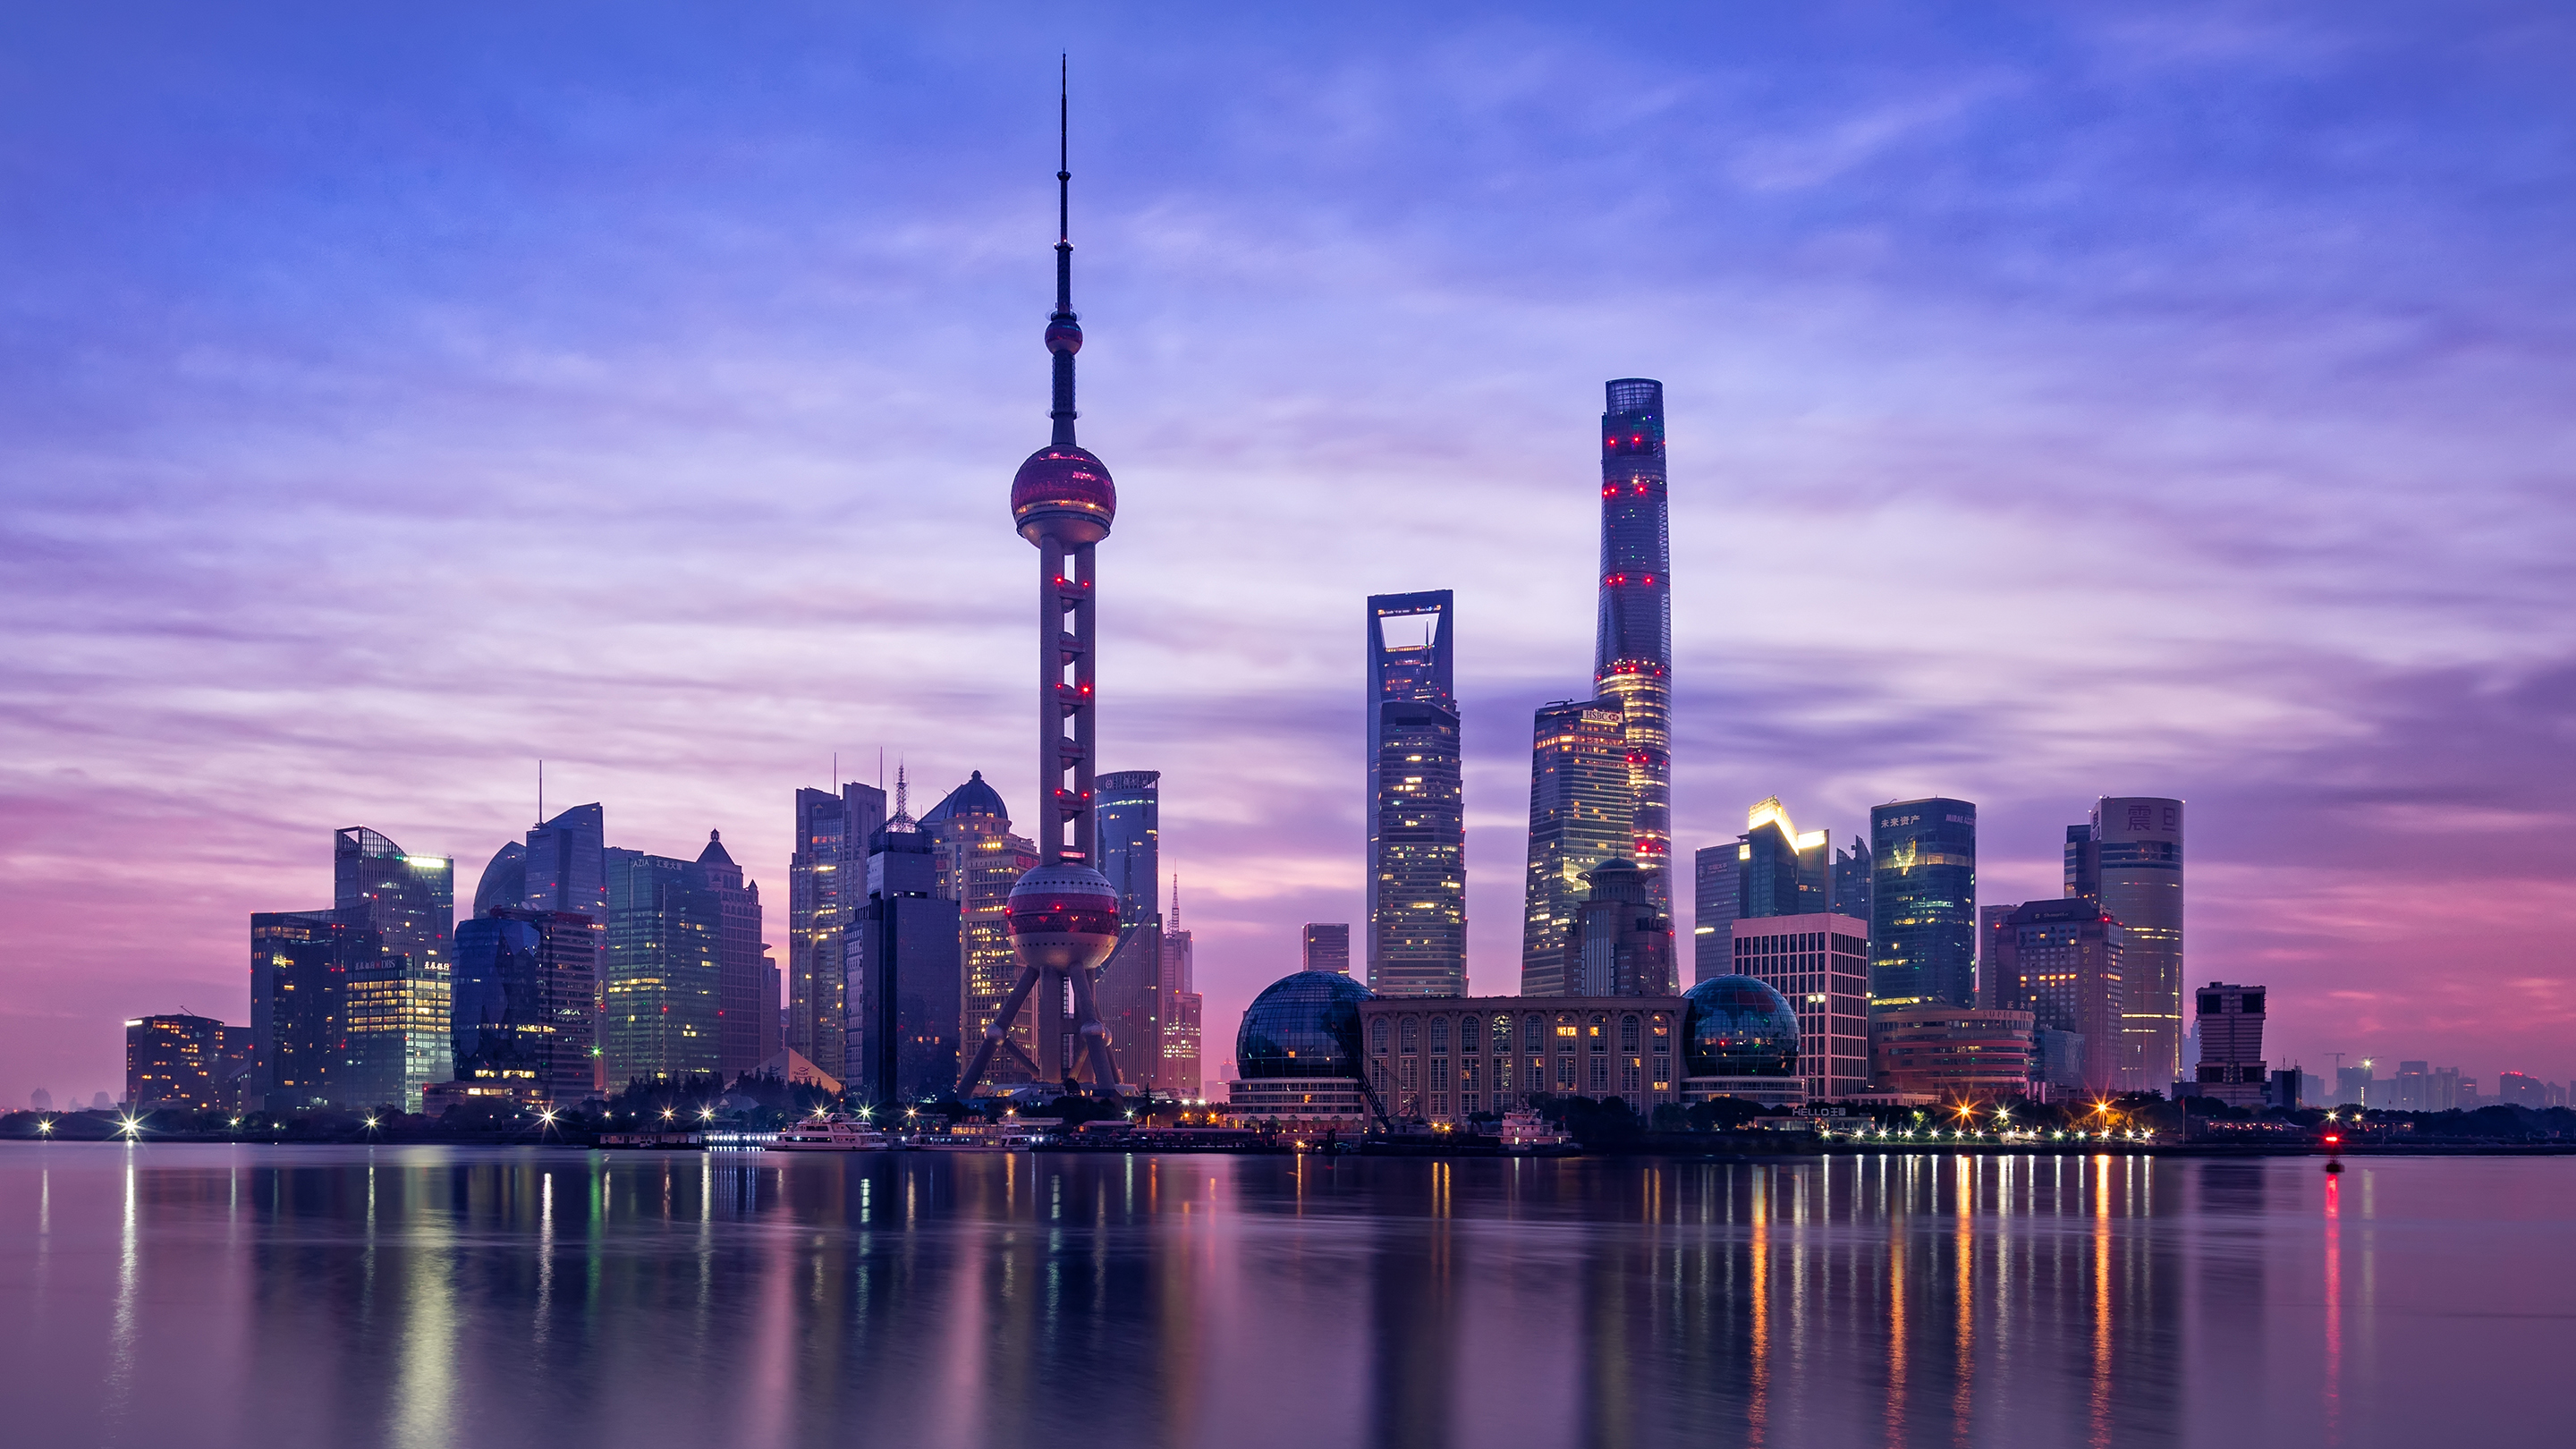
[1,1144,2565,1448]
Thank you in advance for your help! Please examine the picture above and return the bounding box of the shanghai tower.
[1596,378,1673,916]
[959,67,1125,1097]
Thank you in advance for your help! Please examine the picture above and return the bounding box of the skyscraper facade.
[1870,798,1978,1012]
[522,802,609,1093]
[125,1013,238,1112]
[1692,843,1740,984]
[1164,886,1202,1096]
[923,774,1040,1086]
[690,832,766,1080]
[1520,698,1631,996]
[1094,769,1165,1087]
[1367,589,1465,996]
[602,847,724,1087]
[789,783,887,1085]
[1732,914,1872,1102]
[1563,859,1675,996]
[333,826,453,1112]
[848,825,962,1106]
[250,907,369,1110]
[1301,923,1351,975]
[2069,797,2186,1096]
[450,907,599,1108]
[2191,981,2266,1108]
[1594,378,1674,919]
[1981,898,2124,1094]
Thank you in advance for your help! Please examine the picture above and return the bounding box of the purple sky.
[5,4,2573,1106]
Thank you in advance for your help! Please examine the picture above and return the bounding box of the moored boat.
[768,1115,894,1152]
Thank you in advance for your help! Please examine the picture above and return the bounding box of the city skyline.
[7,8,2576,1103]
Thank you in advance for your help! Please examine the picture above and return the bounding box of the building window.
[1461,1093,1479,1115]
[1622,1061,1640,1095]
[1492,1015,1513,1053]
[1370,1018,1389,1053]
[1589,1016,1607,1052]
[1589,1055,1609,1092]
[1400,1017,1418,1055]
[1651,1053,1670,1090]
[1620,1015,1640,1053]
[1429,1016,1449,1053]
[1555,1056,1575,1089]
[1433,1055,1450,1088]
[1523,1016,1545,1050]
[1459,1056,1479,1090]
[1399,1058,1418,1092]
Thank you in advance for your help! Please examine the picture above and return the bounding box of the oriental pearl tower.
[959,68,1125,1097]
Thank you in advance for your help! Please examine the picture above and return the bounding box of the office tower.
[687,832,767,1080]
[1739,797,1831,917]
[923,774,1041,1086]
[789,783,887,1088]
[602,845,727,1086]
[1301,923,1351,975]
[1870,798,1978,1011]
[848,825,962,1106]
[250,908,373,1110]
[2388,1059,2428,1113]
[1521,698,1631,995]
[1691,843,1739,983]
[759,953,783,1065]
[125,1013,236,1111]
[1094,769,1165,1087]
[2068,798,2186,1100]
[2334,1062,2374,1107]
[2429,1065,2462,1112]
[1165,885,1203,1096]
[472,840,526,916]
[1563,860,1674,996]
[1832,837,1871,920]
[1367,589,1465,996]
[451,907,599,1108]
[1594,378,1674,917]
[2190,983,2267,1108]
[333,827,453,1112]
[1732,914,1871,1102]
[523,802,610,1092]
[1982,899,2126,1094]
[959,89,1129,1094]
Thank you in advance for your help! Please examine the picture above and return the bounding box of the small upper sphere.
[1046,318,1083,354]
[1012,445,1117,545]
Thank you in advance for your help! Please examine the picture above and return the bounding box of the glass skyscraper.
[1367,590,1465,996]
[1594,379,1674,919]
[848,825,961,1105]
[602,844,730,1087]
[788,783,885,1079]
[1520,698,1632,996]
[333,826,453,1112]
[249,907,369,1110]
[1869,798,1978,1011]
[2068,796,2184,1093]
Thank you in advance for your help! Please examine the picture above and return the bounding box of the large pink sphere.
[1004,862,1122,974]
[1011,445,1116,546]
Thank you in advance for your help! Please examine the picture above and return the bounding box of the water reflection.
[4,1147,2572,1448]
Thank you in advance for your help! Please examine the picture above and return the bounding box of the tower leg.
[958,963,1045,1097]
[1065,960,1121,1091]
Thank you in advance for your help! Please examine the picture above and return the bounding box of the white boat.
[907,1129,1044,1152]
[767,1115,894,1152]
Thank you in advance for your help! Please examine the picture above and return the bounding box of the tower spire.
[1047,55,1081,445]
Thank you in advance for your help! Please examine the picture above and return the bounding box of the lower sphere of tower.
[1004,862,1122,974]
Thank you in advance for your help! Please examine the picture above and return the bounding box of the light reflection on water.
[3,1146,2568,1448]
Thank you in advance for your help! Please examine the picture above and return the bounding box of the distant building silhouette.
[1367,590,1464,996]
[2069,798,2185,1099]
[1520,698,1631,996]
[847,825,961,1105]
[333,826,453,1112]
[1165,884,1203,1096]
[1563,860,1674,996]
[789,783,886,1089]
[1981,898,2124,1094]
[1870,799,1978,1011]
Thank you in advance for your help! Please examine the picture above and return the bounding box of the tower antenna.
[537,759,544,825]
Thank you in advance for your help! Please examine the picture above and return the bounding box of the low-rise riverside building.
[1873,1006,2035,1100]
[1357,996,1684,1124]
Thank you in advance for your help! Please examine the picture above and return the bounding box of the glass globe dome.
[1234,970,1377,1080]
[1682,976,1801,1078]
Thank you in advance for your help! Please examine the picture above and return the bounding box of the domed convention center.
[1226,970,1377,1132]
[1681,975,1807,1108]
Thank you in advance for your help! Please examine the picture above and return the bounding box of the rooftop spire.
[1045,55,1083,446]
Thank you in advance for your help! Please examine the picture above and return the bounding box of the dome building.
[1680,975,1806,1108]
[1226,970,1377,1132]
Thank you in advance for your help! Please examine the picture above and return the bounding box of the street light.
[37,1118,54,1136]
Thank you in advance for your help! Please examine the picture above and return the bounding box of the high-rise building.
[250,908,368,1110]
[847,824,961,1106]
[1367,589,1465,997]
[2069,798,2186,1099]
[1732,914,1871,1102]
[1870,798,1978,1012]
[472,840,526,916]
[1832,837,1872,924]
[2190,982,2266,1108]
[450,907,599,1108]
[1981,899,2125,1094]
[125,1013,239,1111]
[958,91,1131,1094]
[1563,860,1674,996]
[686,831,767,1080]
[1301,923,1351,975]
[333,827,453,1113]
[1520,698,1631,996]
[789,783,887,1089]
[602,845,729,1087]
[1164,885,1202,1097]
[1691,843,1739,984]
[1593,378,1674,919]
[522,802,610,1093]
[1094,769,1165,1087]
[923,773,1040,1086]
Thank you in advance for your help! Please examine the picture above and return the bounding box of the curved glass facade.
[1682,975,1800,1079]
[1236,970,1377,1080]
